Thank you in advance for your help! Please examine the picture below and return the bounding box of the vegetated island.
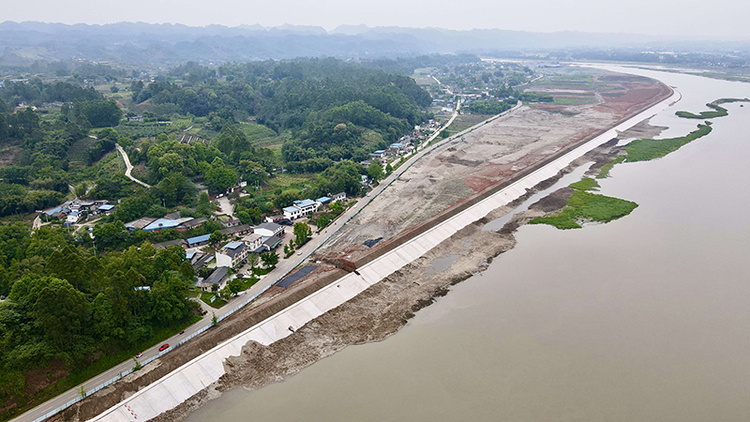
[675,97,750,119]
[623,122,712,162]
[533,117,720,230]
[529,178,637,229]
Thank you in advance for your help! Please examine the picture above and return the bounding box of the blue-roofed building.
[143,218,180,231]
[316,196,331,205]
[43,206,64,217]
[98,204,115,215]
[187,234,211,247]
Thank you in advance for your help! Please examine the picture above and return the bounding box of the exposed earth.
[52,67,671,422]
[317,69,670,262]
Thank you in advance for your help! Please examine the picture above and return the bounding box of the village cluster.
[37,192,348,298]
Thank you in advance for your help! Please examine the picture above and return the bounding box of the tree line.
[0,223,197,408]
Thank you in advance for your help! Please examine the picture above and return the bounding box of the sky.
[3,0,749,40]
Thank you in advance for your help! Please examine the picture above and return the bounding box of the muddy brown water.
[188,67,750,422]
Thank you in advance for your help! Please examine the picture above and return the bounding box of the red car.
[158,343,169,352]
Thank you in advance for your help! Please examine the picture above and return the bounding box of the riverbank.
[56,68,674,422]
[153,135,673,421]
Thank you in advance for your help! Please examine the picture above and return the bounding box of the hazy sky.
[4,0,749,40]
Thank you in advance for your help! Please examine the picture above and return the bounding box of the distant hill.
[0,21,747,68]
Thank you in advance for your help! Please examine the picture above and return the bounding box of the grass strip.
[676,103,728,119]
[529,177,638,230]
[596,156,626,179]
[624,123,712,162]
[200,292,227,308]
[529,190,638,230]
[569,177,600,191]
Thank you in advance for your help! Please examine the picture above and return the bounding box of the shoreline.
[161,138,637,422]
[153,81,678,421]
[58,68,676,422]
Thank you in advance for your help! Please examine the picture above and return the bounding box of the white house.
[254,222,285,238]
[242,233,265,252]
[282,199,319,220]
[331,192,346,202]
[215,241,248,268]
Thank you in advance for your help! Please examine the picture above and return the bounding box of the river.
[188,66,750,422]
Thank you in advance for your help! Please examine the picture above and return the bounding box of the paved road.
[115,144,151,188]
[12,95,524,422]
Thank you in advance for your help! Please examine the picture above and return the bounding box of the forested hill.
[134,58,432,165]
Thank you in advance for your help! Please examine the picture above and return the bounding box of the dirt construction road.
[320,69,670,261]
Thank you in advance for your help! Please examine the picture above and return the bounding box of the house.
[242,233,265,252]
[143,218,180,231]
[97,204,115,215]
[173,217,195,232]
[198,266,228,292]
[332,192,346,203]
[219,224,253,237]
[165,211,180,220]
[180,217,207,230]
[222,216,241,228]
[254,222,284,238]
[186,234,211,248]
[153,239,187,250]
[215,241,248,268]
[282,199,319,220]
[41,206,66,220]
[265,215,285,223]
[125,217,156,230]
[389,142,405,151]
[64,212,81,226]
[370,150,388,159]
[261,235,283,251]
[191,252,214,272]
[316,196,332,206]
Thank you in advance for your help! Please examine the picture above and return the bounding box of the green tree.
[33,277,90,351]
[293,222,312,246]
[205,166,238,193]
[329,200,344,215]
[92,220,127,249]
[248,253,258,269]
[238,160,267,186]
[367,162,384,183]
[209,230,224,246]
[260,251,279,269]
[227,278,243,296]
[151,271,191,325]
[196,192,212,216]
[74,182,88,198]
[219,286,232,300]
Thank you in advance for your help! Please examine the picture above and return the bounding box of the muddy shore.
[150,130,666,421]
[52,72,671,422]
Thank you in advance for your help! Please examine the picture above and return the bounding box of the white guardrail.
[28,98,518,422]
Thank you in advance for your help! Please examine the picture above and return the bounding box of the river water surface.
[189,67,750,422]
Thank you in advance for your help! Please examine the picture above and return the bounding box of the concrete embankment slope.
[90,88,678,422]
